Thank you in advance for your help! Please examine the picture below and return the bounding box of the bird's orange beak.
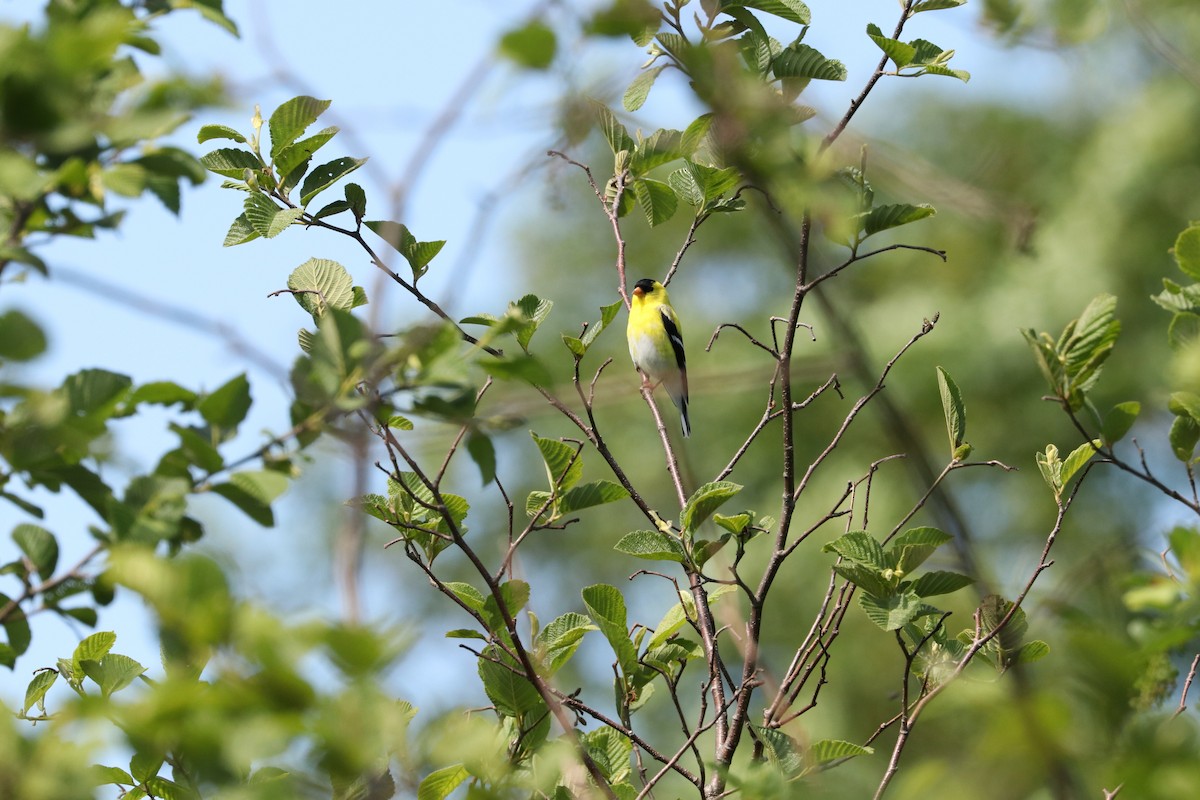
[632,286,644,297]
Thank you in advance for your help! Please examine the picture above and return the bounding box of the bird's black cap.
[633,278,656,294]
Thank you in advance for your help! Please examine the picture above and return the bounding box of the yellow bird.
[627,278,690,437]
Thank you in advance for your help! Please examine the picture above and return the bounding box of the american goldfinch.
[627,278,690,437]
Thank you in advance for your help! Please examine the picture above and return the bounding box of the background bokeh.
[3,1,1200,797]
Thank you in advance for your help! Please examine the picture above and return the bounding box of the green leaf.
[364,221,446,281]
[1060,440,1101,485]
[1102,401,1140,446]
[531,433,583,492]
[630,178,678,227]
[582,584,638,675]
[478,649,542,717]
[83,652,146,697]
[0,310,46,362]
[72,631,117,681]
[199,148,261,178]
[287,258,355,316]
[861,203,936,237]
[129,381,197,408]
[802,740,873,775]
[93,765,135,786]
[866,23,916,68]
[560,480,630,514]
[772,42,847,82]
[1174,225,1200,280]
[269,96,332,159]
[1037,444,1063,495]
[624,65,666,111]
[273,126,338,182]
[499,20,557,69]
[1015,640,1050,664]
[1170,416,1200,463]
[614,530,686,563]
[197,124,246,144]
[223,213,260,247]
[913,0,966,10]
[888,527,952,574]
[823,530,887,568]
[1169,391,1200,422]
[739,0,811,24]
[13,524,58,581]
[936,366,966,456]
[466,431,496,486]
[537,612,596,675]
[299,157,367,207]
[243,193,303,238]
[594,102,634,154]
[417,764,469,800]
[831,563,894,598]
[910,570,973,597]
[23,669,57,715]
[859,590,923,630]
[198,373,251,429]
[345,183,367,220]
[680,481,743,533]
[444,582,486,612]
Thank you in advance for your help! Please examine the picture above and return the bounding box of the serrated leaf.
[740,0,811,24]
[866,23,916,68]
[920,64,971,82]
[222,213,260,247]
[1015,640,1050,664]
[445,582,486,612]
[910,570,973,597]
[756,726,804,777]
[417,764,469,800]
[802,740,873,775]
[1060,440,1101,485]
[1173,225,1200,280]
[13,524,58,581]
[594,102,634,154]
[772,42,847,82]
[345,183,367,220]
[243,193,302,238]
[560,480,629,514]
[274,126,339,182]
[831,562,894,597]
[23,669,57,715]
[823,530,887,569]
[913,0,966,10]
[531,433,583,492]
[936,366,966,455]
[269,96,332,159]
[861,203,936,237]
[630,178,678,227]
[197,124,246,144]
[299,157,367,207]
[199,148,261,179]
[478,649,542,717]
[72,631,116,679]
[614,530,686,563]
[859,590,923,630]
[582,584,638,675]
[287,258,355,316]
[1170,416,1200,462]
[888,527,952,573]
[681,481,743,533]
[624,65,666,111]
